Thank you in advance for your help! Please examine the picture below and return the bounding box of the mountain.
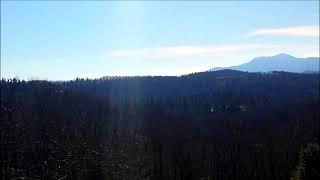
[209,53,320,73]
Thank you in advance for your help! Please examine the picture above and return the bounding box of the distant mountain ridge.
[209,53,320,73]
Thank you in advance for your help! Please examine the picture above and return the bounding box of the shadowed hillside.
[1,70,319,180]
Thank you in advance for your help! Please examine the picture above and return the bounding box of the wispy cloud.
[105,44,265,59]
[249,26,319,37]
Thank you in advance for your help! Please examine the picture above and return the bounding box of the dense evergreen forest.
[1,70,319,180]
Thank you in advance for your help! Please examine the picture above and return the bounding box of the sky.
[1,1,319,80]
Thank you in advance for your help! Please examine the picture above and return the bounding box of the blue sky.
[1,1,319,80]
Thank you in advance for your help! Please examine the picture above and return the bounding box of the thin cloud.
[105,44,265,59]
[249,26,319,37]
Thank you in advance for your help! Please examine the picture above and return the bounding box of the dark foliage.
[1,70,319,180]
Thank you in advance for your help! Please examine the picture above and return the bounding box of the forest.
[1,69,319,180]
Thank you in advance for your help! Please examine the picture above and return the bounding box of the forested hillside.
[1,70,319,180]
